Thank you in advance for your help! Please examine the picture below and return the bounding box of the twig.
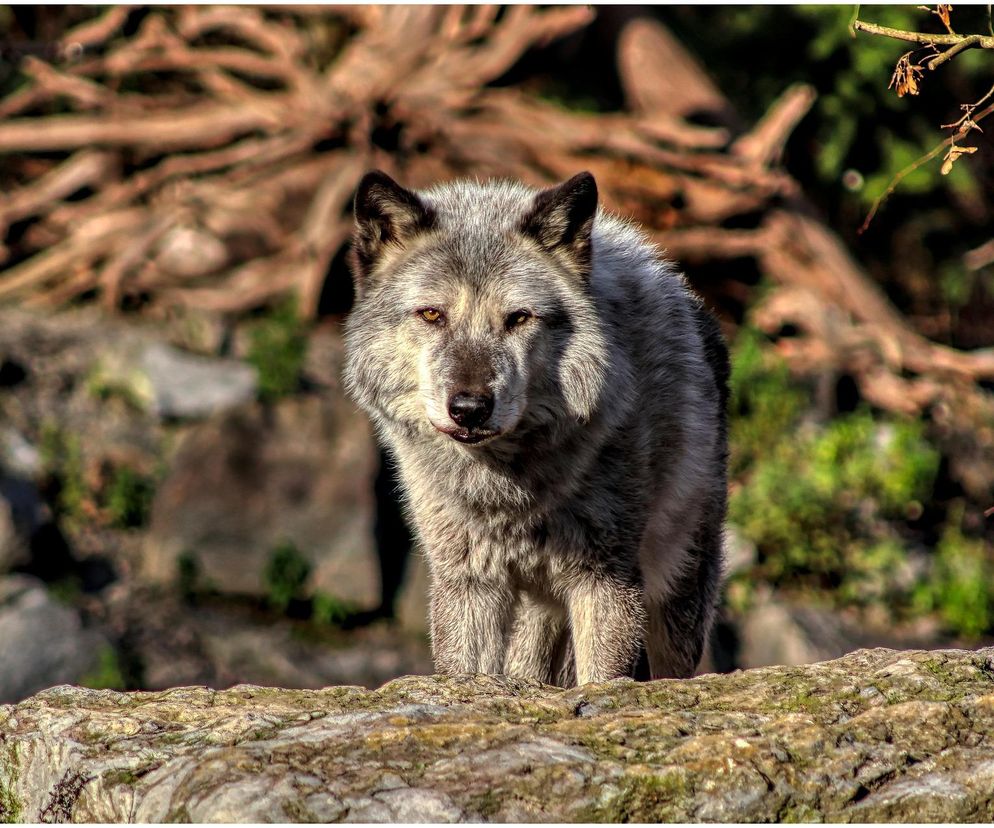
[853,19,994,49]
[964,238,994,271]
[860,100,994,233]
[927,34,987,69]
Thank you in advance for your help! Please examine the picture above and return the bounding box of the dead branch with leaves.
[854,4,994,229]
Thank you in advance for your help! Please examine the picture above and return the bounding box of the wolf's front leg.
[504,592,568,684]
[429,574,514,674]
[566,574,646,684]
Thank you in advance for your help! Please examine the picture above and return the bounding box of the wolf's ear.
[352,170,435,285]
[520,172,598,278]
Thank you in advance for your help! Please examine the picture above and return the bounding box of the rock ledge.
[3,647,994,822]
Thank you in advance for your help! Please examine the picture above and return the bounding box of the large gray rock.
[90,340,258,420]
[141,393,379,608]
[3,647,994,822]
[737,590,858,668]
[0,575,106,703]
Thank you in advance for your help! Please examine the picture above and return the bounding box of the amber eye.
[506,310,531,330]
[419,308,443,324]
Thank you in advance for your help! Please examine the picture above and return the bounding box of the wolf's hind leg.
[504,593,566,684]
[644,517,723,679]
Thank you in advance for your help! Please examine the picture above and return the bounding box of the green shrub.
[264,540,311,612]
[727,327,806,476]
[728,328,940,605]
[79,645,127,691]
[912,508,994,639]
[39,421,88,523]
[176,551,200,602]
[246,297,308,401]
[312,591,352,626]
[105,467,155,529]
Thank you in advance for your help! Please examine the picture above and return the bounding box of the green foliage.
[0,742,21,824]
[913,507,994,639]
[246,297,309,402]
[39,421,88,523]
[264,540,311,612]
[728,328,940,604]
[105,467,155,529]
[84,363,148,412]
[79,645,127,691]
[728,328,806,477]
[312,591,352,626]
[176,551,200,602]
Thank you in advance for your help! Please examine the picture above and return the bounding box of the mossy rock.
[3,647,994,821]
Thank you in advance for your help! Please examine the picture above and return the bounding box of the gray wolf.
[343,170,728,686]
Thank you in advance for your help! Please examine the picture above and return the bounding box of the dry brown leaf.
[941,143,978,174]
[937,4,954,32]
[889,53,924,97]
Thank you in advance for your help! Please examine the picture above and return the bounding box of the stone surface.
[153,226,228,279]
[3,647,994,822]
[738,590,859,668]
[142,393,379,608]
[0,575,106,704]
[90,340,257,420]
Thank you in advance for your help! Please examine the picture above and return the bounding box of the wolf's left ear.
[352,170,435,286]
[520,172,598,278]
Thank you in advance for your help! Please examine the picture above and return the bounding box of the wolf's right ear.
[351,170,435,287]
[520,172,598,279]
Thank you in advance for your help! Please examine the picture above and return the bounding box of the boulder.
[89,340,257,420]
[0,575,106,703]
[141,393,379,609]
[737,590,859,669]
[3,647,994,821]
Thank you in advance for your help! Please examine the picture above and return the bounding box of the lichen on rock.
[3,647,994,822]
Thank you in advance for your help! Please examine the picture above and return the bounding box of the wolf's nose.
[448,392,494,429]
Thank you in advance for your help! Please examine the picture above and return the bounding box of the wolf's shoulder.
[590,211,689,303]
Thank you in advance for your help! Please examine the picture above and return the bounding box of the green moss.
[468,788,502,818]
[105,466,155,529]
[0,745,21,824]
[581,772,692,822]
[103,768,144,787]
[84,363,149,412]
[779,800,823,822]
[263,540,311,612]
[79,645,127,691]
[246,296,309,402]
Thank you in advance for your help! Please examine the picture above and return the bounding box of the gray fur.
[344,171,728,686]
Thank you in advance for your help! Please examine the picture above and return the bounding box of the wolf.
[343,170,728,686]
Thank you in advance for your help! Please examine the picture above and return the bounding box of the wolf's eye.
[506,310,531,330]
[419,308,444,324]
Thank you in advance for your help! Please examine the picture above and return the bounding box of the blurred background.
[0,5,992,702]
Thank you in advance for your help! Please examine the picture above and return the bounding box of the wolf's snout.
[447,392,494,429]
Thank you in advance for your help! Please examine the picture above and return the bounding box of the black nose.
[448,392,494,429]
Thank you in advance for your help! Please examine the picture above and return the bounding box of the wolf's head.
[343,171,610,449]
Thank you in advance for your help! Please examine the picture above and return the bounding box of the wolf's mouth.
[434,424,500,445]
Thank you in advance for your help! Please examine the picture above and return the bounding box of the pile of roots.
[1,5,992,496]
